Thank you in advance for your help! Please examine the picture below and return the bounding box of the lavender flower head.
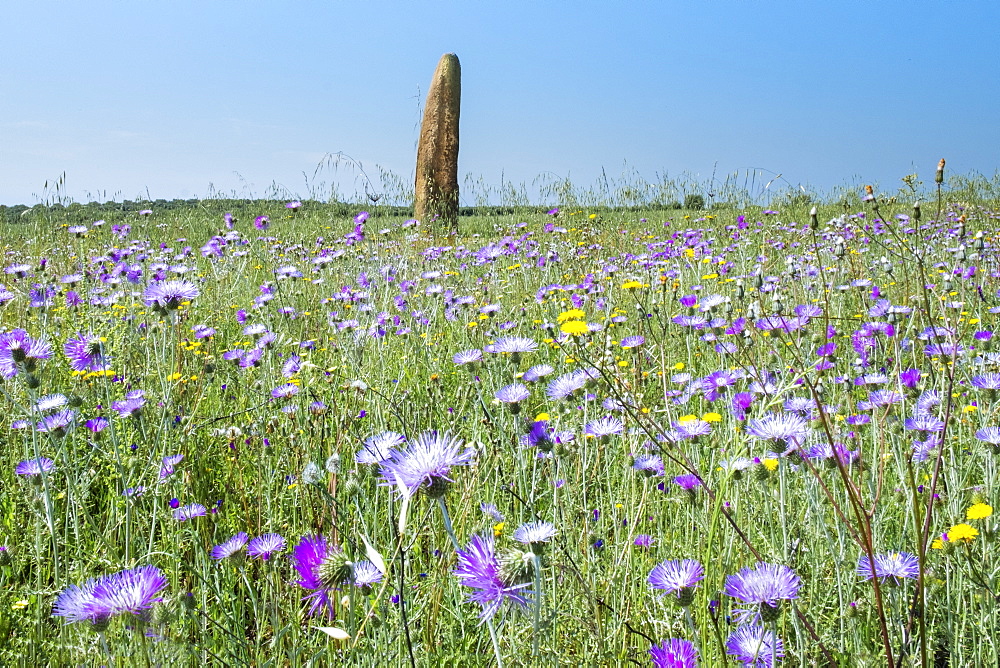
[16,457,55,477]
[64,333,112,373]
[351,559,383,592]
[248,533,286,560]
[356,431,405,465]
[649,559,704,606]
[745,413,810,451]
[291,534,354,617]
[650,638,698,668]
[857,551,919,583]
[144,280,200,310]
[512,521,557,546]
[53,565,167,628]
[173,503,207,521]
[726,624,784,667]
[378,431,475,498]
[453,533,531,620]
[0,329,51,377]
[211,532,249,560]
[724,562,801,623]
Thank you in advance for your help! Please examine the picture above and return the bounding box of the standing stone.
[414,53,461,233]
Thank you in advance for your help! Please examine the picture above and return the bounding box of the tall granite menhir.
[414,53,461,233]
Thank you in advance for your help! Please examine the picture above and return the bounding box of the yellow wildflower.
[557,308,586,322]
[967,503,993,520]
[560,320,590,336]
[947,523,979,543]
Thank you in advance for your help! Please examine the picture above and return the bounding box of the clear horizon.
[2,1,998,207]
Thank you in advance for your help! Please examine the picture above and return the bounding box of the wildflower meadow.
[1,175,999,666]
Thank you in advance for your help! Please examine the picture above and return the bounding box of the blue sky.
[2,1,998,206]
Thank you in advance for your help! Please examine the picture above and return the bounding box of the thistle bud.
[913,201,921,222]
[809,206,818,230]
[935,158,946,185]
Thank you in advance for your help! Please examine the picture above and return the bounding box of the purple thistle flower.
[453,533,531,620]
[281,355,302,377]
[724,563,801,624]
[620,335,645,349]
[159,453,184,480]
[211,532,249,560]
[144,280,199,310]
[857,390,903,411]
[672,418,712,440]
[899,368,921,389]
[971,373,1000,390]
[113,390,146,418]
[52,579,113,626]
[632,454,664,477]
[53,565,167,626]
[804,441,860,466]
[522,364,554,382]
[480,502,505,522]
[633,534,655,549]
[495,383,531,404]
[351,559,383,590]
[745,413,809,450]
[248,533,286,560]
[650,638,698,668]
[648,559,704,605]
[857,551,919,583]
[95,565,168,617]
[726,624,784,667]
[453,349,483,366]
[585,416,624,439]
[0,329,52,377]
[173,503,207,521]
[16,457,55,476]
[378,431,475,498]
[546,371,587,400]
[903,415,945,434]
[974,427,1000,447]
[356,431,405,465]
[36,409,76,435]
[489,336,538,355]
[64,333,111,372]
[524,419,553,451]
[271,383,300,399]
[674,473,702,490]
[291,534,352,617]
[512,521,557,545]
[86,417,110,435]
[34,394,67,414]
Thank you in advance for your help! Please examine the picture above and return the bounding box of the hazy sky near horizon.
[2,1,998,206]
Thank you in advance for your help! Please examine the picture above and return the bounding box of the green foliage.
[0,194,998,665]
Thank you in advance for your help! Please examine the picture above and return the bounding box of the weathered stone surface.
[414,53,461,232]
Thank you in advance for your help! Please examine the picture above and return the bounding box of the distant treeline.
[0,197,720,226]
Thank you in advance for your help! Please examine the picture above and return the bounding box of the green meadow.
[1,170,999,666]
